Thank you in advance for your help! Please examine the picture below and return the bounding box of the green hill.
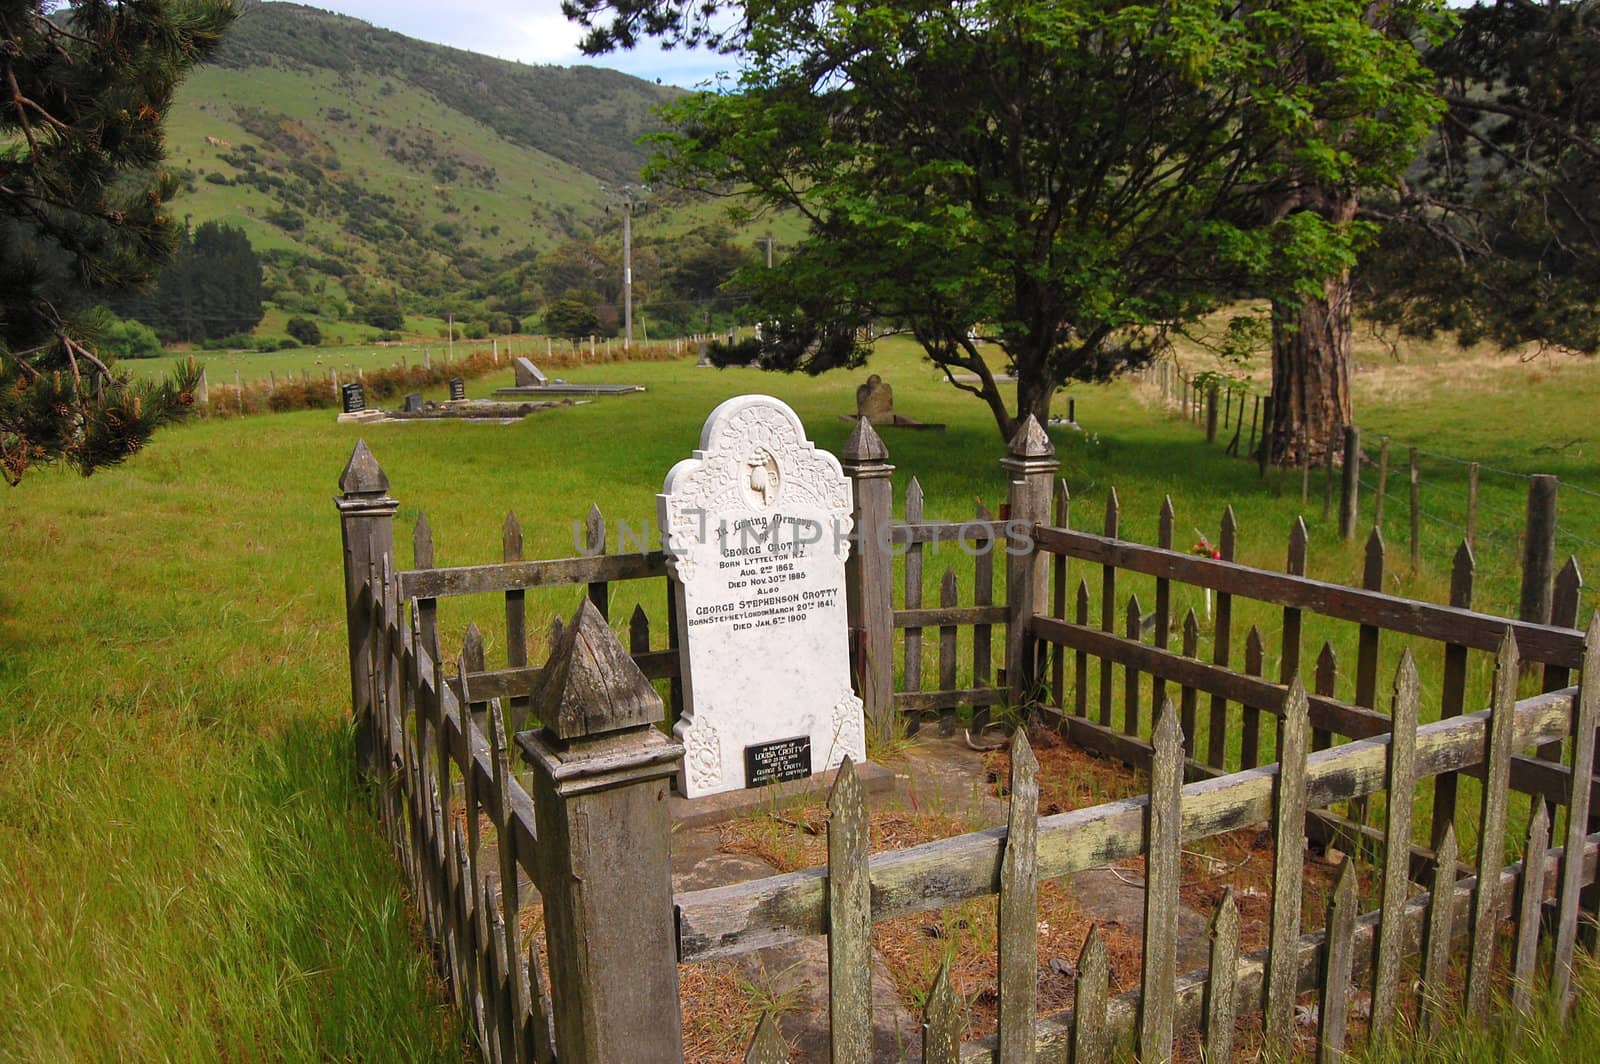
[154,2,690,340]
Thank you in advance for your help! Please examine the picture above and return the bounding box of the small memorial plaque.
[404,392,423,413]
[744,736,812,788]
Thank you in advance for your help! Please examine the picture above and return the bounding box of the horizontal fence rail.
[1033,525,1585,668]
[674,681,1577,962]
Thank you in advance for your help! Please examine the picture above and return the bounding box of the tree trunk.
[1269,274,1353,467]
[1268,188,1357,468]
[1012,371,1055,440]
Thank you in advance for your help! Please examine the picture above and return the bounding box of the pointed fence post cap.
[535,597,663,741]
[1007,414,1055,459]
[339,439,389,495]
[843,416,889,463]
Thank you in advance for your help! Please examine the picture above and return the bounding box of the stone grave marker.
[404,392,424,413]
[341,382,365,414]
[514,357,548,387]
[855,374,893,424]
[659,395,866,798]
[448,377,466,401]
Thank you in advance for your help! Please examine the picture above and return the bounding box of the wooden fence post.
[1205,385,1218,443]
[1375,437,1389,528]
[1258,397,1274,476]
[1409,448,1421,570]
[519,598,685,1062]
[1002,415,1059,710]
[1466,461,1480,550]
[1339,425,1360,540]
[1520,474,1559,626]
[336,440,398,777]
[843,418,896,738]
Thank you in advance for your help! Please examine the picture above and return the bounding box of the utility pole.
[623,198,633,350]
[758,234,774,268]
[602,182,649,351]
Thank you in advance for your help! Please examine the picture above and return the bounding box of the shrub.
[93,314,165,359]
[706,337,763,368]
[363,305,403,331]
[201,332,254,350]
[285,316,322,346]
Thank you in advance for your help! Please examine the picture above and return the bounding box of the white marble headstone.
[659,395,866,797]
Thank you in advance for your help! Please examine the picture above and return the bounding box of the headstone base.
[668,759,895,829]
[337,409,386,424]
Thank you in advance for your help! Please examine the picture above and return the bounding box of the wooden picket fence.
[335,417,1600,1063]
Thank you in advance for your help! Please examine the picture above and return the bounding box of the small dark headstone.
[404,392,423,414]
[448,377,465,401]
[341,382,365,414]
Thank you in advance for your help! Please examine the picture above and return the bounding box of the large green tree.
[1361,0,1600,356]
[1254,1,1450,465]
[571,0,1445,441]
[0,0,232,485]
[115,220,265,342]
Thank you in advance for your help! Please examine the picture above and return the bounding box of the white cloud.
[261,0,736,87]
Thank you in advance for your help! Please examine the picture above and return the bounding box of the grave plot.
[335,378,584,424]
[492,357,646,398]
[335,398,1600,1063]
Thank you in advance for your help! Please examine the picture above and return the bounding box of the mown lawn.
[3,335,1599,1058]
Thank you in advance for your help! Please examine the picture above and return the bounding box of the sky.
[263,0,739,88]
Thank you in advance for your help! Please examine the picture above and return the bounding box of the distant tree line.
[111,221,265,343]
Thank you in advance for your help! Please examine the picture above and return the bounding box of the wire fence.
[1137,363,1600,616]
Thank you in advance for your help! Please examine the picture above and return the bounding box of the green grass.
[4,336,1599,1057]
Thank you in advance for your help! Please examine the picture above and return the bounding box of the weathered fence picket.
[997,731,1038,1064]
[1371,651,1420,1035]
[1204,890,1240,1062]
[828,760,872,1063]
[1467,633,1520,1015]
[1265,679,1311,1045]
[1318,859,1359,1063]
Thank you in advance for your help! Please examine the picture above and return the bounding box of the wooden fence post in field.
[336,439,397,777]
[1247,395,1260,461]
[520,598,685,1062]
[1258,397,1274,477]
[843,418,896,737]
[1340,425,1361,539]
[1375,437,1389,528]
[1002,415,1059,709]
[1322,442,1333,522]
[1520,475,1560,628]
[1409,448,1421,570]
[1205,385,1218,443]
[1466,461,1481,550]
